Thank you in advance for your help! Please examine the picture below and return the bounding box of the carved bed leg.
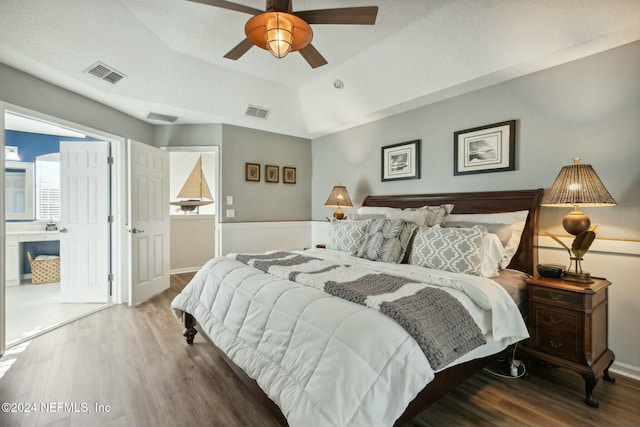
[183,312,198,345]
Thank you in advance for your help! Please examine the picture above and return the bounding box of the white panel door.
[60,141,110,303]
[129,140,170,305]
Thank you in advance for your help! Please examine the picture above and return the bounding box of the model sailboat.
[170,156,214,213]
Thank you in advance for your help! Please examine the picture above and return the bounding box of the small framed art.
[245,163,260,182]
[381,140,420,181]
[283,167,296,184]
[265,165,279,183]
[453,120,515,175]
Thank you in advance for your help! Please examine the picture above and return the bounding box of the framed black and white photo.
[245,163,260,182]
[453,120,515,175]
[265,164,279,183]
[283,167,296,184]
[381,140,420,181]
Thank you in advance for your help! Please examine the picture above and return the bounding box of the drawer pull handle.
[549,340,563,349]
[549,293,563,300]
[548,316,563,325]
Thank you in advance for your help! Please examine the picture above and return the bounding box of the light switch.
[226,209,235,218]
[227,196,233,205]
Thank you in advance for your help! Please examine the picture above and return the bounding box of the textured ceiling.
[1,0,640,138]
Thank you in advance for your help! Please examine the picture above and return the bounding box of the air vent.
[245,105,270,119]
[85,62,125,85]
[146,112,179,123]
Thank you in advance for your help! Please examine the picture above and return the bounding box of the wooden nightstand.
[520,275,615,407]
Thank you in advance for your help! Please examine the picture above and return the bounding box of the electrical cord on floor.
[483,342,527,379]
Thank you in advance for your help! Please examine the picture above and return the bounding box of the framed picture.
[265,164,279,183]
[381,140,420,181]
[245,163,260,182]
[283,167,296,184]
[453,120,515,175]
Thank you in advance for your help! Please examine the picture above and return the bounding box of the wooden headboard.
[361,189,544,275]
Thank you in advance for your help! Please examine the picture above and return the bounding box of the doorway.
[2,109,117,347]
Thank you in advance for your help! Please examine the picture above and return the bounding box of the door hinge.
[108,215,115,223]
[108,273,114,282]
[107,156,114,164]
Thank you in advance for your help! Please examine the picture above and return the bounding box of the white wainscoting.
[537,235,640,381]
[217,221,312,256]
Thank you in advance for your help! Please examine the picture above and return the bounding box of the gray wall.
[153,123,222,148]
[154,123,312,223]
[312,41,640,241]
[0,63,153,143]
[221,124,311,223]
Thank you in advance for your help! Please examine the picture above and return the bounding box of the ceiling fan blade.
[224,38,254,60]
[299,44,328,69]
[294,6,378,25]
[185,0,263,15]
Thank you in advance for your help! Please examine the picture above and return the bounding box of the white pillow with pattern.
[409,225,487,276]
[326,219,372,255]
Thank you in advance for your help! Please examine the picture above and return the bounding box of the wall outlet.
[226,209,235,218]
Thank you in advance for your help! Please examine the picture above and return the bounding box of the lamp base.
[333,209,345,220]
[562,270,593,284]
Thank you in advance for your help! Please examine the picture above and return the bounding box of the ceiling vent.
[245,105,270,120]
[146,112,179,123]
[85,62,125,85]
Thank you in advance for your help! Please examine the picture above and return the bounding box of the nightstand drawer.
[530,285,584,308]
[534,329,580,362]
[533,305,579,334]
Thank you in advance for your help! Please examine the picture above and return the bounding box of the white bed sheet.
[171,249,529,427]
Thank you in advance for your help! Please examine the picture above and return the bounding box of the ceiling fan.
[187,0,379,68]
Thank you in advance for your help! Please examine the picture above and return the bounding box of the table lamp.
[324,183,353,220]
[541,158,616,282]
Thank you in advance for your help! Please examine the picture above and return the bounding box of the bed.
[171,188,544,427]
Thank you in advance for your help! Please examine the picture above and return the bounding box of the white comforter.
[171,249,529,427]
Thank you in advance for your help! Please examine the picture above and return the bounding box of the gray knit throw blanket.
[234,252,486,370]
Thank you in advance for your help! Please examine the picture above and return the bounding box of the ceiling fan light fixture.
[246,12,313,58]
[265,13,294,58]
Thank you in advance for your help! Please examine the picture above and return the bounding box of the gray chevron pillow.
[409,225,487,275]
[326,219,372,255]
[356,219,417,263]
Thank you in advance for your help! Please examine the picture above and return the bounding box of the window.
[35,153,61,221]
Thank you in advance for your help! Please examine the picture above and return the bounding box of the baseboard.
[610,361,640,381]
[170,267,202,275]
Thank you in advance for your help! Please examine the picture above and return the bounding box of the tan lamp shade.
[541,158,616,235]
[324,184,353,220]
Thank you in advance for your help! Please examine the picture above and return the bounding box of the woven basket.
[27,251,60,284]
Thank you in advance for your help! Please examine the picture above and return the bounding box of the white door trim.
[0,102,127,354]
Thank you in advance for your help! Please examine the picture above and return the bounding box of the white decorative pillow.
[409,225,487,276]
[385,204,454,227]
[356,219,416,263]
[445,211,529,270]
[481,233,505,277]
[356,206,393,217]
[445,220,511,247]
[326,219,372,255]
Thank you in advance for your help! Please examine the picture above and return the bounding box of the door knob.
[131,228,145,234]
[59,228,69,233]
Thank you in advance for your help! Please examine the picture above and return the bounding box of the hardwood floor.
[1,272,638,427]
